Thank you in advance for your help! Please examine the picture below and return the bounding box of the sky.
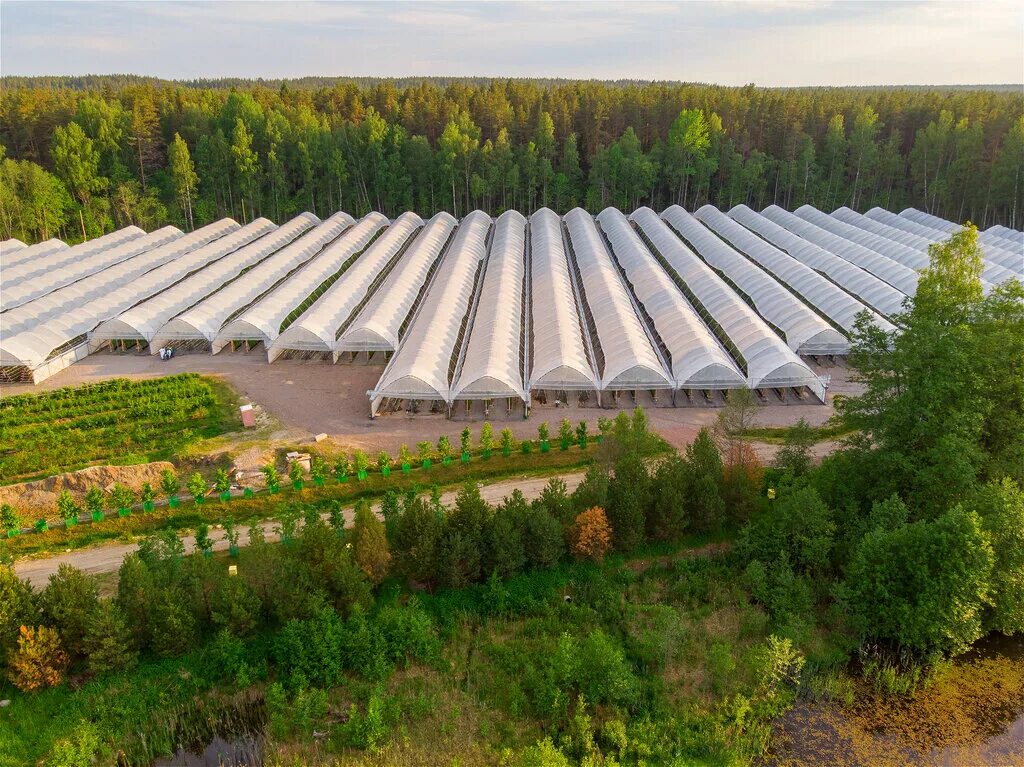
[1,1,1022,87]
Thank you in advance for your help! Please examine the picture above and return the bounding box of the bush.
[209,574,262,636]
[0,565,38,664]
[8,625,68,692]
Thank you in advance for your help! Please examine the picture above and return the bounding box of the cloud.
[1,0,1020,85]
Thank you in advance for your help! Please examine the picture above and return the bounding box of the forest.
[1,76,1022,244]
[2,229,1023,765]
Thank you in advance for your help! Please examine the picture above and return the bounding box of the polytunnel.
[269,212,423,362]
[899,208,1022,275]
[2,225,145,288]
[369,210,491,415]
[762,205,919,296]
[2,226,179,312]
[661,206,849,355]
[1,238,27,255]
[631,208,825,400]
[728,205,907,318]
[92,216,316,348]
[985,224,1023,249]
[794,206,930,272]
[596,207,745,390]
[694,205,894,338]
[863,208,1019,282]
[837,207,1013,287]
[153,212,349,351]
[526,208,598,395]
[215,213,388,354]
[449,210,529,404]
[0,219,239,338]
[563,208,672,392]
[337,212,457,354]
[2,238,66,269]
[1,218,261,381]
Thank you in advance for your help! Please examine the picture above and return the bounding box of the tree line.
[1,77,1021,244]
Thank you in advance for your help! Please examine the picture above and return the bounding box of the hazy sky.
[2,1,1022,86]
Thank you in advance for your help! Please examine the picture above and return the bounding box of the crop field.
[0,374,235,484]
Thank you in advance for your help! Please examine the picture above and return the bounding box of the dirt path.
[13,471,586,588]
[0,351,859,457]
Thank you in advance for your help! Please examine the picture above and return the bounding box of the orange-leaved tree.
[9,625,69,692]
[570,506,613,563]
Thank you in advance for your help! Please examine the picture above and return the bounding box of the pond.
[767,635,1024,766]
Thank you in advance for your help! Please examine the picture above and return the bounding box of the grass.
[740,423,853,445]
[3,444,599,558]
[0,374,239,485]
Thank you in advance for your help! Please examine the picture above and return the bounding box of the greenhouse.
[864,208,1019,283]
[153,213,349,352]
[215,213,386,354]
[661,206,849,356]
[564,208,673,394]
[2,237,65,269]
[729,205,907,317]
[449,210,529,408]
[0,219,259,382]
[1,225,152,310]
[693,205,894,337]
[526,208,598,399]
[92,216,315,350]
[3,202,1017,399]
[336,212,457,356]
[793,206,931,274]
[269,212,423,362]
[597,207,746,392]
[1,219,239,339]
[631,208,825,400]
[369,211,491,416]
[900,208,1023,274]
[762,205,919,296]
[1,238,27,255]
[986,224,1023,248]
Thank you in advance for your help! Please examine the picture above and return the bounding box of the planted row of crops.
[0,374,229,483]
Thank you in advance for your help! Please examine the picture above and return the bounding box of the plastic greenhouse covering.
[3,225,144,289]
[564,208,672,391]
[899,208,1022,275]
[337,212,457,353]
[794,206,931,273]
[370,210,491,411]
[0,218,262,370]
[92,215,317,346]
[216,213,386,351]
[597,207,745,388]
[985,224,1023,249]
[154,212,348,349]
[2,238,66,269]
[728,205,907,318]
[762,205,919,296]
[1,218,240,339]
[269,212,423,361]
[527,208,598,393]
[2,226,179,312]
[863,208,1019,283]
[1,238,27,255]
[694,206,894,337]
[450,210,528,402]
[631,208,824,398]
[660,206,849,355]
